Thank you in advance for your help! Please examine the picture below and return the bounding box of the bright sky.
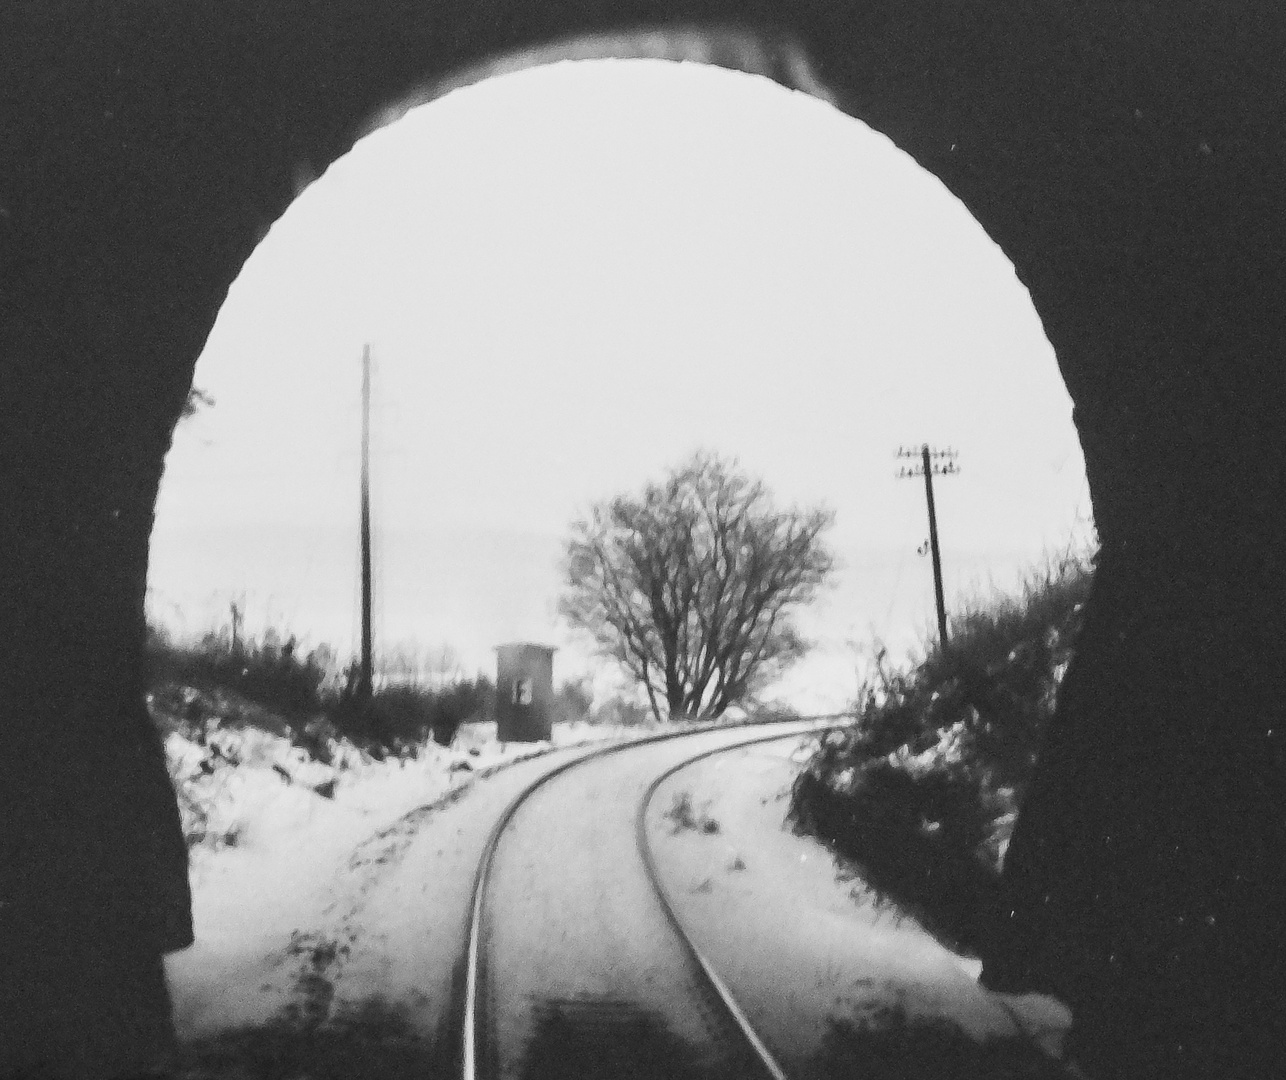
[148,58,1093,713]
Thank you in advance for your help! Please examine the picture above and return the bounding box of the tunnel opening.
[150,55,1090,710]
[147,54,1091,1077]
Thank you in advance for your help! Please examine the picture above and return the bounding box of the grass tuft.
[664,790,721,834]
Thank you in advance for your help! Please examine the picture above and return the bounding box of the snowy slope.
[152,687,652,1040]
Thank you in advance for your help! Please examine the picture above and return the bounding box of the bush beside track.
[788,549,1094,955]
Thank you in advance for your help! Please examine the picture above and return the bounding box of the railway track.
[453,719,838,1080]
[448,718,1089,1080]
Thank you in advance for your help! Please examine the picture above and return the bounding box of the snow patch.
[159,698,646,1039]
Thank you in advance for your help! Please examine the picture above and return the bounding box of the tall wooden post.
[921,444,948,649]
[358,343,374,698]
[896,444,959,652]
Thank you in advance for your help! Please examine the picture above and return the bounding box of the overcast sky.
[148,58,1092,713]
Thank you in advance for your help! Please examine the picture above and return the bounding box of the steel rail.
[634,725,849,1080]
[637,729,1095,1080]
[457,717,840,1080]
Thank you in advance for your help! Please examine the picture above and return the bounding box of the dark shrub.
[146,623,333,719]
[791,759,999,952]
[328,675,493,752]
[553,678,593,723]
[789,548,1094,953]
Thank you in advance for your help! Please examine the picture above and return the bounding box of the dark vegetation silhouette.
[332,676,493,752]
[147,619,637,769]
[790,549,1093,956]
[148,621,332,720]
[147,622,494,756]
[562,451,834,723]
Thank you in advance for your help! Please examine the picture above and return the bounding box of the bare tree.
[561,452,835,723]
[379,641,425,687]
[378,641,464,689]
[423,643,465,690]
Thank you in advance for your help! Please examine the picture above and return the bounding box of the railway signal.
[896,444,960,650]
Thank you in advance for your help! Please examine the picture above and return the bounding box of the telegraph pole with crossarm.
[897,444,960,650]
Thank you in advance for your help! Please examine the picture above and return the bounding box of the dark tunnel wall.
[2,2,1284,1077]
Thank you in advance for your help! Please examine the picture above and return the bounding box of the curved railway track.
[449,718,1087,1080]
[635,735,1093,1080]
[632,730,841,1080]
[454,719,839,1080]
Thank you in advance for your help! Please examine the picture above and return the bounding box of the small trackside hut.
[495,642,556,742]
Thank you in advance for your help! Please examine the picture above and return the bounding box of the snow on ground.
[156,692,655,1041]
[157,694,1067,1075]
[645,736,1073,1067]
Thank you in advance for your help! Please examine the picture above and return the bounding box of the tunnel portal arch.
[2,4,1285,1078]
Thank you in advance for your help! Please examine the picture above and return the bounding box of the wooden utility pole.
[357,343,374,699]
[897,444,960,650]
